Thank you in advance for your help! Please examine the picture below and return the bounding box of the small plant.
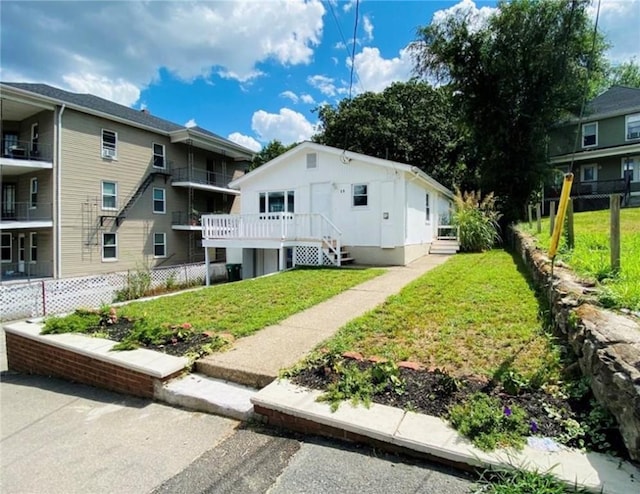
[165,272,177,291]
[478,467,583,493]
[42,309,100,334]
[448,393,529,451]
[452,188,502,252]
[115,264,152,301]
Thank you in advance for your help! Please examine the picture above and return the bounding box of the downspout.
[56,104,66,278]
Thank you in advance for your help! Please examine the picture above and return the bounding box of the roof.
[584,85,640,120]
[230,141,454,199]
[1,82,253,156]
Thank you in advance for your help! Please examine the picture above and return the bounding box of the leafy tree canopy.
[411,0,607,222]
[251,139,297,170]
[608,58,640,89]
[312,80,472,191]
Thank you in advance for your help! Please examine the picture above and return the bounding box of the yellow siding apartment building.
[0,82,253,281]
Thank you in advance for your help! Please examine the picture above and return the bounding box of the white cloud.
[1,0,325,105]
[251,108,316,144]
[307,74,349,97]
[228,132,262,152]
[280,90,299,103]
[590,0,640,63]
[301,93,316,105]
[343,0,358,13]
[62,73,141,106]
[363,15,374,41]
[432,0,495,34]
[352,47,413,93]
[185,118,198,128]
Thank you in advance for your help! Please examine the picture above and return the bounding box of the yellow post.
[549,173,574,258]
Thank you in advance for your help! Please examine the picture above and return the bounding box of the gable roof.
[1,82,254,157]
[584,85,640,120]
[230,141,454,198]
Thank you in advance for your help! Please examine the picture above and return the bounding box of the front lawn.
[519,208,640,310]
[43,267,383,354]
[315,251,561,382]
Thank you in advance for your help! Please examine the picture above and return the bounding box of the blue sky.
[2,0,639,152]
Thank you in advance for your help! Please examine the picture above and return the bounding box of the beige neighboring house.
[0,82,254,282]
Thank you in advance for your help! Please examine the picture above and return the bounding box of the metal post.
[610,194,621,273]
[204,248,210,286]
[549,201,556,237]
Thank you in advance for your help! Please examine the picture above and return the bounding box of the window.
[30,177,38,209]
[1,233,11,262]
[101,129,117,159]
[30,232,37,262]
[580,164,598,182]
[259,191,295,213]
[425,193,431,223]
[31,122,39,154]
[582,122,597,148]
[622,157,640,182]
[153,143,165,168]
[306,152,317,169]
[626,113,640,140]
[102,233,117,260]
[153,188,166,213]
[153,233,166,258]
[352,184,368,207]
[102,181,117,210]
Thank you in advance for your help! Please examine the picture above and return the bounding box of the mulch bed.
[291,357,625,454]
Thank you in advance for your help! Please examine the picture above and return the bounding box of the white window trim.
[30,177,38,209]
[626,113,640,141]
[152,142,166,169]
[621,157,640,182]
[352,183,369,208]
[101,181,118,211]
[30,232,37,263]
[581,121,598,148]
[580,163,598,182]
[258,190,295,213]
[153,232,167,258]
[101,129,118,160]
[153,187,166,214]
[102,233,118,261]
[425,192,431,224]
[1,233,11,263]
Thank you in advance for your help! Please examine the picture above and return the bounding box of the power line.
[348,0,360,100]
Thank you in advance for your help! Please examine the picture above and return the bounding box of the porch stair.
[429,239,460,255]
[321,241,354,266]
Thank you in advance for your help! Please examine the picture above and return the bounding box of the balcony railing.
[1,202,53,222]
[201,213,342,242]
[0,261,53,281]
[1,139,53,162]
[545,178,629,200]
[171,167,234,188]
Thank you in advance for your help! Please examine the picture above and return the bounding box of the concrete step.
[196,359,276,389]
[155,373,256,421]
[430,240,459,255]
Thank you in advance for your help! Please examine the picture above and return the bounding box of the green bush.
[452,189,502,252]
[42,309,101,334]
[448,393,529,451]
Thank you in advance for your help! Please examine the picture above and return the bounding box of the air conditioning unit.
[102,148,116,159]
[628,131,640,139]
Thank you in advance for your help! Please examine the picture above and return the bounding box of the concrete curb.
[252,379,640,494]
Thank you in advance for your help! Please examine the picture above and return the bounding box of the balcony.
[171,210,203,231]
[171,167,238,195]
[0,202,53,229]
[545,178,628,200]
[0,261,53,283]
[1,139,53,173]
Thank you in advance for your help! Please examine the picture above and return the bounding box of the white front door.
[310,182,332,237]
[18,234,25,272]
[380,181,395,248]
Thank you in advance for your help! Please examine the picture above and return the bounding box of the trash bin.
[226,263,242,282]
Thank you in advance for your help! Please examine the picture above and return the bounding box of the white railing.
[201,213,342,242]
[436,225,460,241]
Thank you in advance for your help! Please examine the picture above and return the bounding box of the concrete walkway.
[196,254,452,388]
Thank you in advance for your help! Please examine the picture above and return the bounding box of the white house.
[201,142,455,281]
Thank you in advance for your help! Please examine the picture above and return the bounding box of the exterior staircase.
[429,240,460,255]
[321,239,354,266]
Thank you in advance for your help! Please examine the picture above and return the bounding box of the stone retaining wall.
[511,228,640,461]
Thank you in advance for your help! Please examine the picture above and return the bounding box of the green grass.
[44,267,382,342]
[314,251,562,382]
[478,468,589,493]
[519,208,640,310]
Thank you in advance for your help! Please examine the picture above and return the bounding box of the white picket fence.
[0,262,227,322]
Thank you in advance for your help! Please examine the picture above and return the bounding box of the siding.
[550,114,631,157]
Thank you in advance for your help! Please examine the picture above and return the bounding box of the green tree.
[313,80,472,191]
[608,58,640,88]
[411,0,607,222]
[251,139,297,170]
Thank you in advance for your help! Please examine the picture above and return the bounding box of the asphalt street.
[0,330,476,494]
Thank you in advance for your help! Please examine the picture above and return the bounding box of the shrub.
[452,188,502,252]
[115,264,152,301]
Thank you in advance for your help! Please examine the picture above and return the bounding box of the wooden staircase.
[322,240,354,266]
